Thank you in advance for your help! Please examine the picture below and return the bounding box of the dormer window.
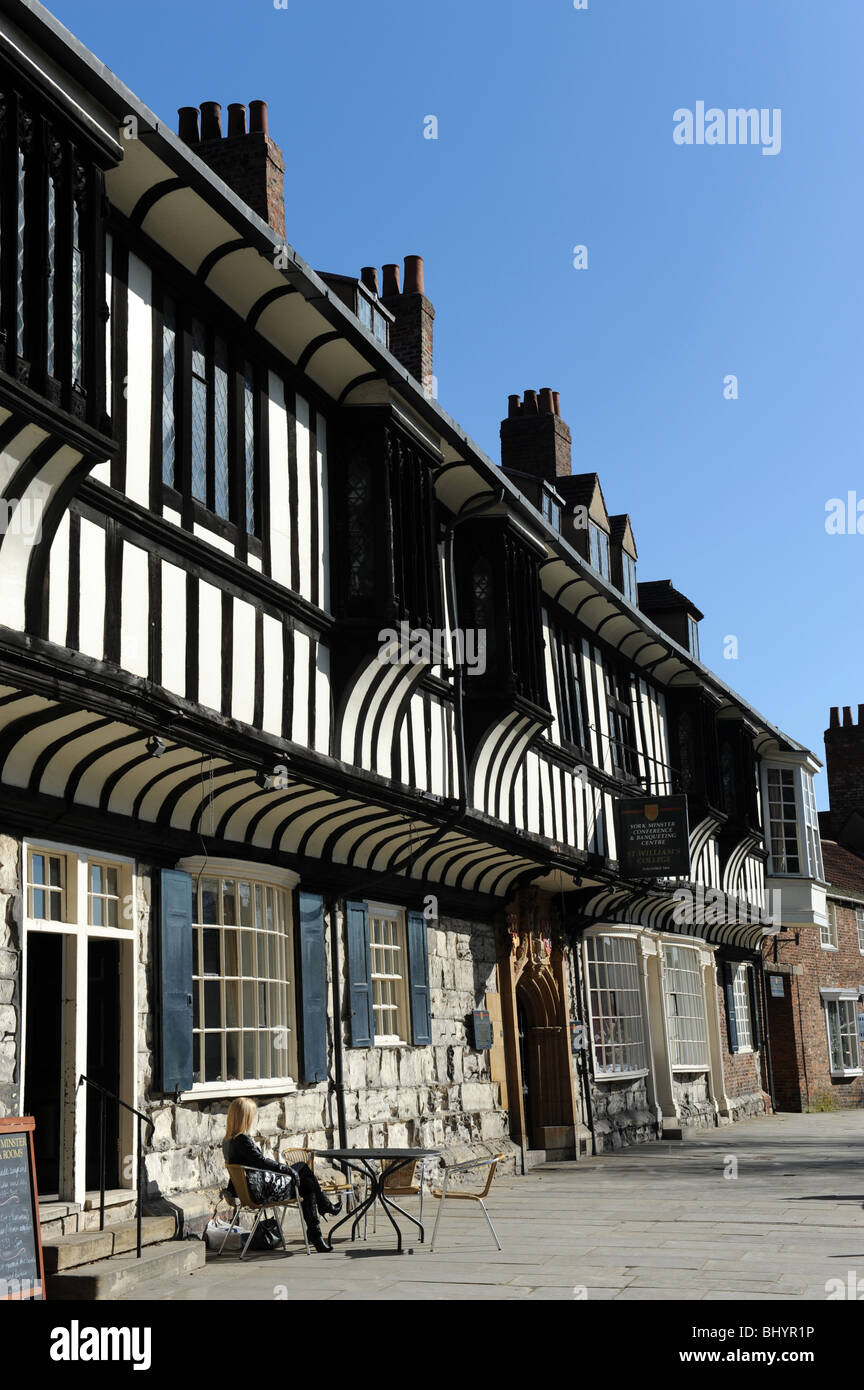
[622,553,638,605]
[589,522,610,580]
[540,485,562,531]
[356,290,389,347]
[687,615,701,660]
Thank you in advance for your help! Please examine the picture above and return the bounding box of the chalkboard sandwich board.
[0,1117,45,1300]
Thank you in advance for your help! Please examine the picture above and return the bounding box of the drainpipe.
[328,896,348,1149]
[568,921,597,1156]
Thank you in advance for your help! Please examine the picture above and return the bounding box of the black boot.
[319,1195,342,1217]
[302,1196,332,1252]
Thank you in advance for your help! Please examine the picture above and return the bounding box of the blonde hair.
[225,1097,257,1141]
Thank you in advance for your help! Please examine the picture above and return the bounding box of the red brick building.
[764,707,864,1111]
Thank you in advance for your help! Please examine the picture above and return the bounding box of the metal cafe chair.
[219,1163,309,1257]
[280,1146,363,1215]
[428,1154,504,1253]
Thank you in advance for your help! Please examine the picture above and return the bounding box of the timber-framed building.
[0,0,829,1211]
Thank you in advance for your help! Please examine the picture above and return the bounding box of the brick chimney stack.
[380,255,435,395]
[824,703,864,851]
[500,389,572,483]
[177,101,286,242]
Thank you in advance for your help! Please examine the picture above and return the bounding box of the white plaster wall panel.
[232,598,256,726]
[125,253,153,507]
[291,629,310,747]
[316,412,330,613]
[294,394,312,602]
[48,511,70,646]
[314,641,331,755]
[77,518,106,661]
[160,562,187,699]
[197,580,223,713]
[120,542,150,678]
[261,614,283,737]
[267,372,292,589]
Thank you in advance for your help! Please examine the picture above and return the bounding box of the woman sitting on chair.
[222,1097,340,1253]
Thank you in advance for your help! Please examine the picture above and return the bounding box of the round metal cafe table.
[313,1148,440,1252]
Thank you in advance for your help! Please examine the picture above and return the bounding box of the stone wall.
[137,885,516,1199]
[0,834,21,1118]
[672,1072,716,1129]
[590,1075,658,1151]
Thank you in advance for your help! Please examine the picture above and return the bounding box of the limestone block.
[0,979,15,1006]
[378,1050,399,1087]
[460,1081,493,1112]
[0,1004,16,1036]
[150,1108,173,1151]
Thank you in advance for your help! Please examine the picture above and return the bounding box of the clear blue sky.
[48,0,864,806]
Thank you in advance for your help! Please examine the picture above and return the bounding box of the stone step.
[47,1240,205,1301]
[42,1214,178,1273]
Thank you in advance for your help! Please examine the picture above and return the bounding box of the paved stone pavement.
[125,1111,864,1301]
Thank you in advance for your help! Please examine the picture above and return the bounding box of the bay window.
[585,934,647,1075]
[663,943,709,1068]
[763,764,824,879]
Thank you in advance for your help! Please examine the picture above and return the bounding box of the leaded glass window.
[369,907,409,1043]
[46,175,56,377]
[213,336,230,519]
[71,199,83,384]
[161,296,177,486]
[244,362,256,533]
[16,149,26,356]
[191,317,208,504]
[346,454,374,600]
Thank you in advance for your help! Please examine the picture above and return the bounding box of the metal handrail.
[76,1074,154,1258]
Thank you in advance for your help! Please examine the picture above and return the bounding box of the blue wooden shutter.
[157,869,194,1092]
[406,911,432,1045]
[747,964,763,1051]
[298,891,328,1082]
[723,961,740,1052]
[346,900,373,1046]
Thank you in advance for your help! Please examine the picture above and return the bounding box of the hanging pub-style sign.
[615,795,691,880]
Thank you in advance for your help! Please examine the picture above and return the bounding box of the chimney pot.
[830,706,840,728]
[523,389,539,415]
[843,706,854,727]
[403,255,425,295]
[539,387,555,415]
[360,266,379,296]
[552,391,561,417]
[381,263,401,297]
[200,101,222,140]
[178,106,200,144]
[508,394,522,418]
[227,103,247,137]
[859,704,864,726]
[248,100,268,134]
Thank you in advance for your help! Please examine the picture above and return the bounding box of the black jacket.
[222,1132,294,1200]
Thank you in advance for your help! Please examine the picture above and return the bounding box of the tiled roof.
[822,840,864,902]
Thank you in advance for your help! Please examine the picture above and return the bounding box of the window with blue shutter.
[723,961,740,1053]
[157,868,194,1093]
[346,900,373,1046]
[748,965,762,1051]
[297,891,329,1082]
[406,911,432,1045]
